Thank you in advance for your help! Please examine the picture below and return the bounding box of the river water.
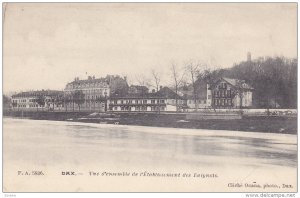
[3,118,297,192]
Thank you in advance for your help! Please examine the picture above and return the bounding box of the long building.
[109,87,186,112]
[11,90,64,111]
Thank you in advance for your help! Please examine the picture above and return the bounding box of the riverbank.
[3,111,297,134]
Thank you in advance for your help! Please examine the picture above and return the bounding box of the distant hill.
[202,56,297,108]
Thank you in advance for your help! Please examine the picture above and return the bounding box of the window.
[151,100,155,104]
[160,100,165,104]
[227,99,232,106]
[114,107,118,111]
[143,100,147,104]
[227,90,231,97]
[121,107,124,111]
[121,100,124,104]
[161,107,165,111]
[114,100,117,104]
[135,100,139,104]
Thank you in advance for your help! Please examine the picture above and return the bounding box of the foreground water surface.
[3,118,297,192]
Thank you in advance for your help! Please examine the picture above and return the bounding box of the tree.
[3,95,11,111]
[170,63,185,111]
[223,56,297,108]
[150,69,162,113]
[135,74,151,90]
[95,96,106,112]
[54,94,64,111]
[73,90,85,112]
[63,93,72,112]
[151,69,161,92]
[36,95,45,112]
[185,61,202,111]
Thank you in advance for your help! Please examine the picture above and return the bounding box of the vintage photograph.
[3,3,297,193]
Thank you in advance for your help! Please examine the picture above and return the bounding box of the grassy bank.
[3,111,297,134]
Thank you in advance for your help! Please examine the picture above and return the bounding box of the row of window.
[218,82,227,89]
[111,99,166,105]
[13,99,27,103]
[188,100,206,104]
[86,95,107,100]
[16,105,44,108]
[214,90,232,98]
[66,88,109,93]
[214,99,232,106]
[113,106,166,111]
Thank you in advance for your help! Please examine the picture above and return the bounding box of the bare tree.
[185,61,202,112]
[151,69,161,92]
[150,69,162,113]
[171,63,185,112]
[135,74,152,88]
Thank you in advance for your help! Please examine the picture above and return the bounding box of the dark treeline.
[203,56,297,108]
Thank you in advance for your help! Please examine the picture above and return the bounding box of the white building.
[11,90,64,111]
[109,87,186,112]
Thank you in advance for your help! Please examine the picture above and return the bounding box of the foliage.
[201,57,297,108]
[73,90,85,110]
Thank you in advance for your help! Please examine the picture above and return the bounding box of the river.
[3,118,297,192]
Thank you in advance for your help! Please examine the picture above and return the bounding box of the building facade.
[11,90,64,111]
[210,77,253,108]
[64,76,110,112]
[109,87,186,112]
[64,75,128,112]
[179,80,211,110]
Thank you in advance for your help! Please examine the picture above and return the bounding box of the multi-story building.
[109,87,186,112]
[210,77,253,108]
[11,90,64,111]
[180,81,210,110]
[64,75,128,112]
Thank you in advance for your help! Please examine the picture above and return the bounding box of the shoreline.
[3,111,297,134]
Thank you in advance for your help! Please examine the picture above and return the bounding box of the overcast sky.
[3,3,297,94]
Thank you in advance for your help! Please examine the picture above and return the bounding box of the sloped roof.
[110,86,183,99]
[12,90,63,98]
[220,77,254,90]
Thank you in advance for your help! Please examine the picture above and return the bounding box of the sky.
[3,3,297,94]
